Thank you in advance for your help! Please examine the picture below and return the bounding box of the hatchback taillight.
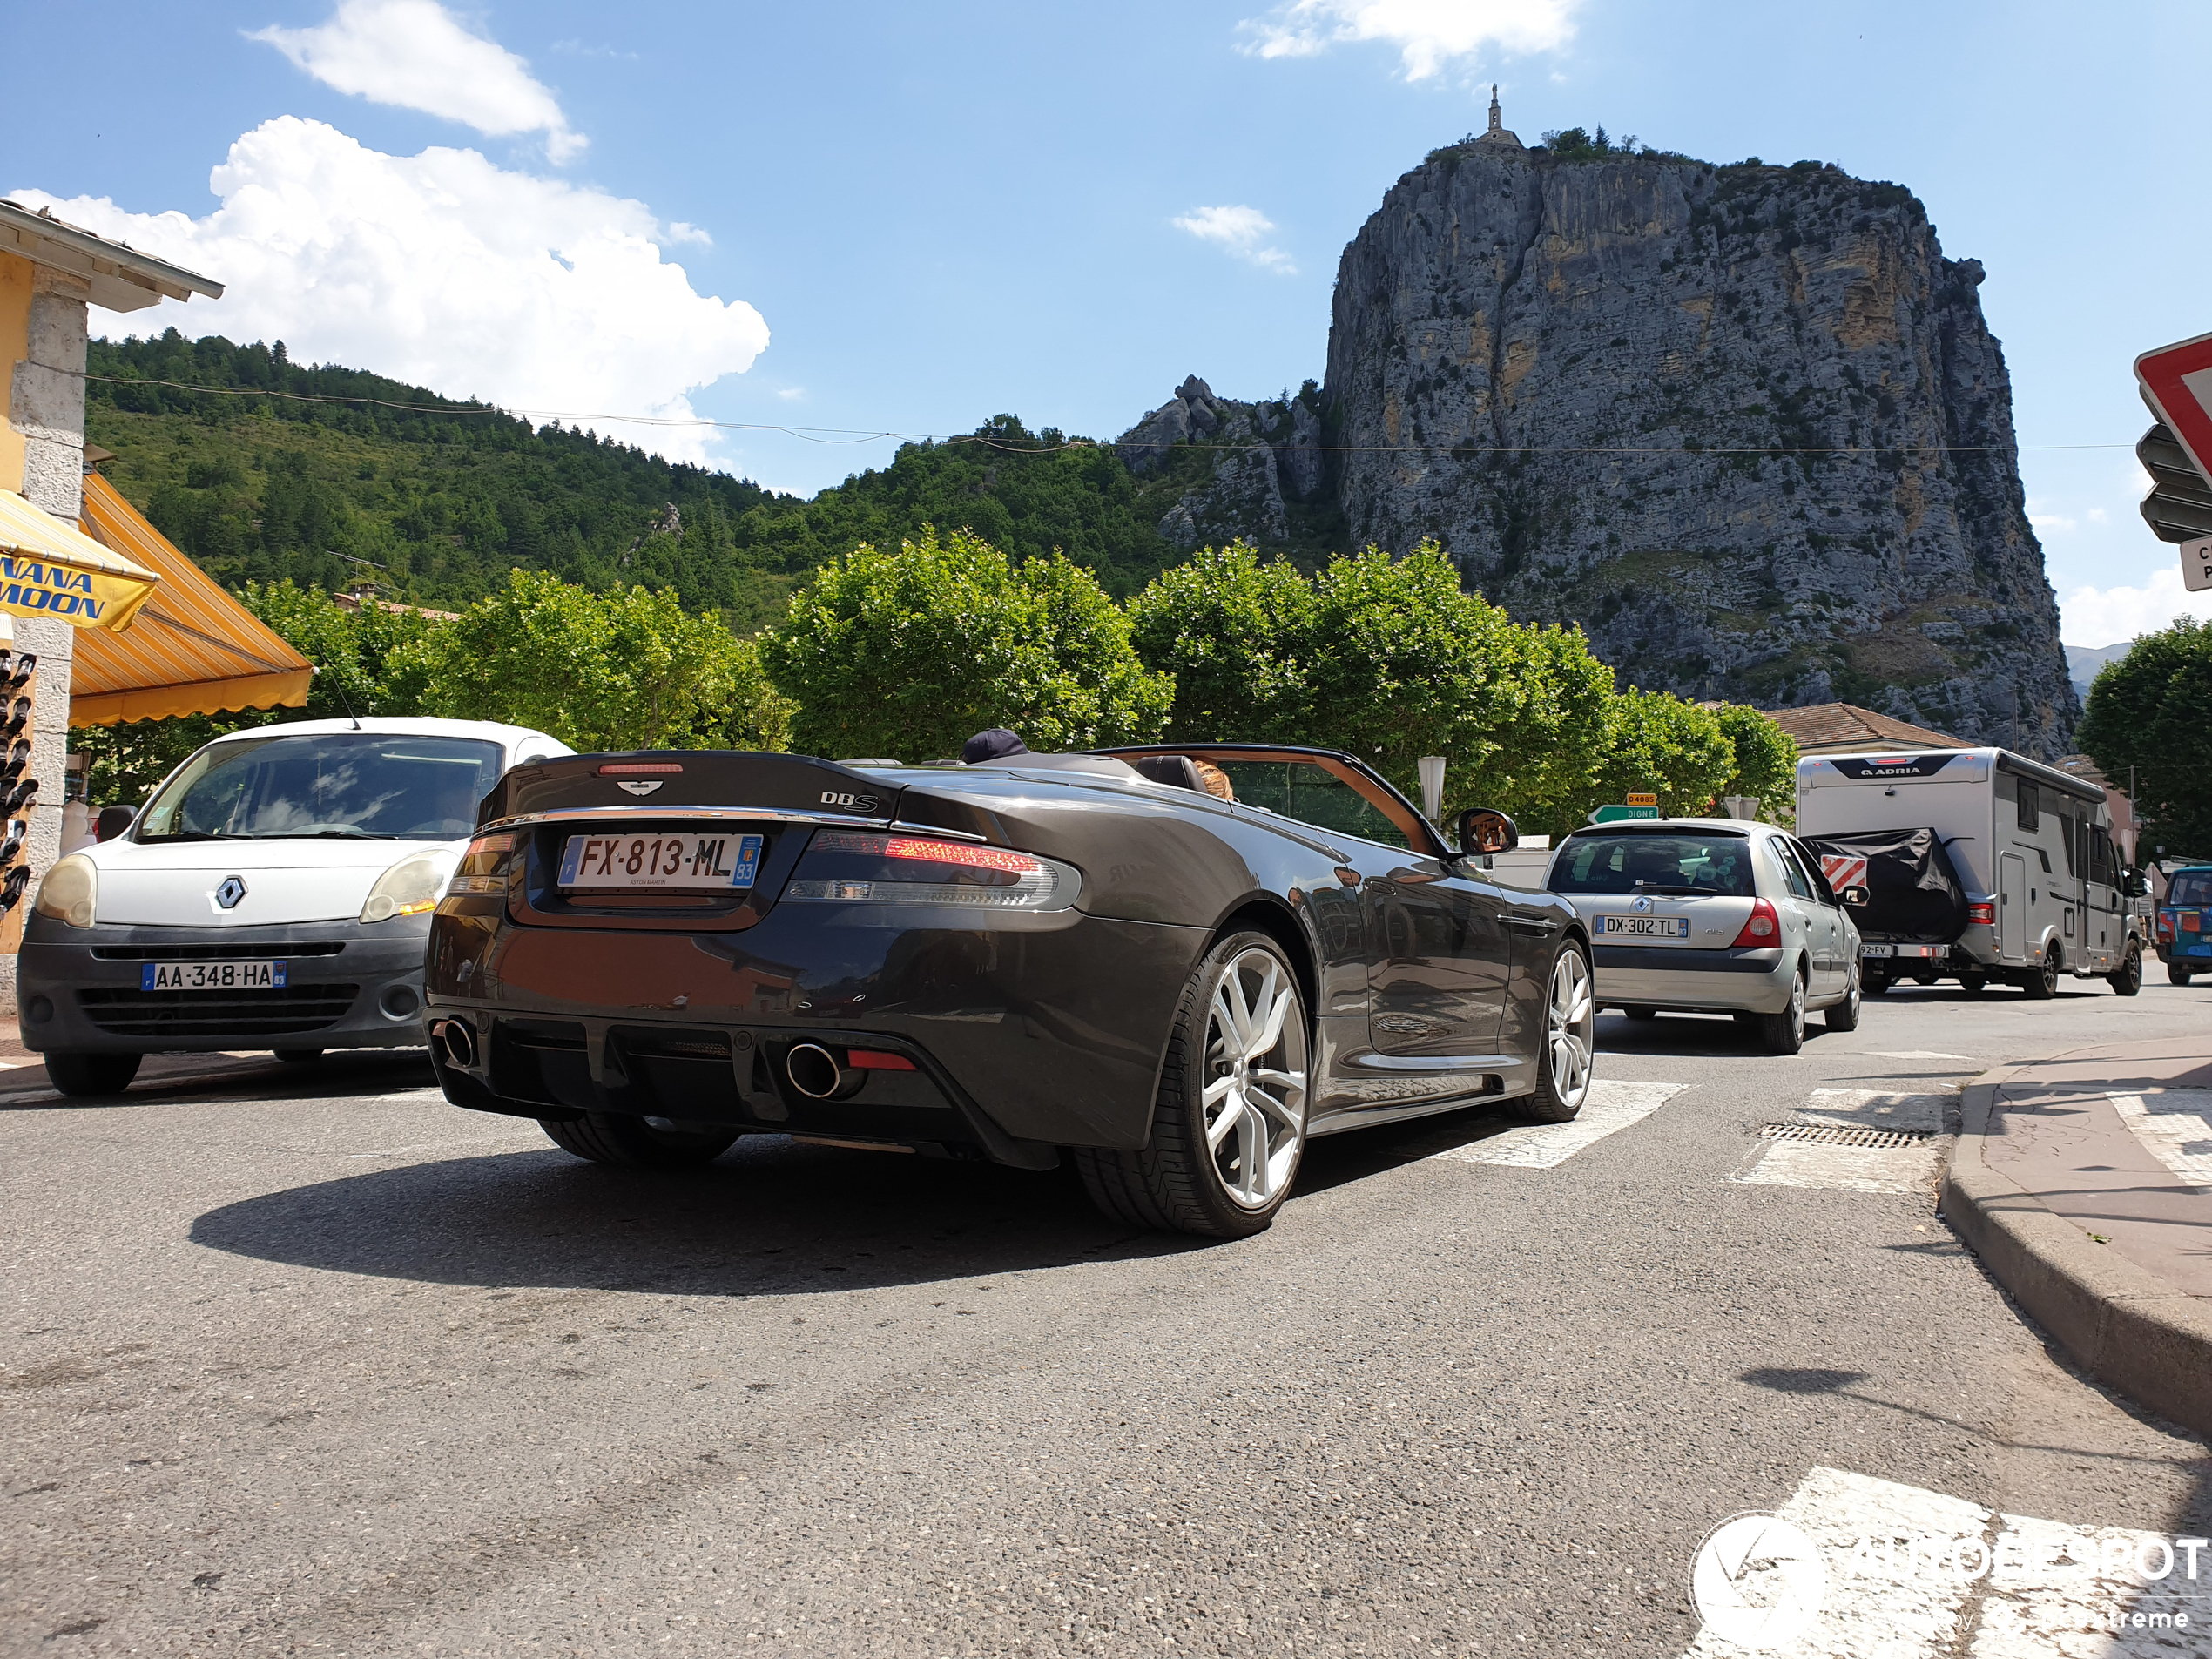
[2155,910,2175,941]
[1730,897,1780,948]
[1967,900,1995,927]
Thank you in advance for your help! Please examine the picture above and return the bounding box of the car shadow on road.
[189,1130,1207,1298]
[1590,1010,1758,1057]
[0,1050,438,1111]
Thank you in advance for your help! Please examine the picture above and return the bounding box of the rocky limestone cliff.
[1118,147,2079,758]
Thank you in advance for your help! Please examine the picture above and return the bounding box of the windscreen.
[2171,872,2212,906]
[1550,832,1755,896]
[138,732,505,842]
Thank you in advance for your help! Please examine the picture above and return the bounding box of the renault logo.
[1631,894,1652,912]
[215,875,247,910]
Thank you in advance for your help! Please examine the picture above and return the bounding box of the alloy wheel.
[1547,947,1595,1109]
[1201,947,1308,1210]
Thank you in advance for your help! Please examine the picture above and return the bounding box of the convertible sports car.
[424,744,1595,1236]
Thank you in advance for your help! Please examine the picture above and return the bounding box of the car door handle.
[1501,916,1557,935]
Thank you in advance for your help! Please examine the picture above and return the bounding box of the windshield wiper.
[147,830,245,841]
[1632,882,1710,896]
[253,828,388,840]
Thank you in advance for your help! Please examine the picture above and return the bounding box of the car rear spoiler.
[480,750,906,830]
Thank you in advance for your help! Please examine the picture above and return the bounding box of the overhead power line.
[61,367,2134,459]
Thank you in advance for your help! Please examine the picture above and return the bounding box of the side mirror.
[1456,806,1519,857]
[2123,870,2149,899]
[1841,884,1870,907]
[95,804,136,842]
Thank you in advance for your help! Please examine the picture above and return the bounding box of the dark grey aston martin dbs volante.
[423,744,1595,1237]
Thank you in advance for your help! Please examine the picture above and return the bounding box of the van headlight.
[361,850,458,922]
[34,853,97,928]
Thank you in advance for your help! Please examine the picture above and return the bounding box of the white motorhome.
[1796,747,2143,996]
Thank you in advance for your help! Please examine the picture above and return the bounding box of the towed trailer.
[1796,747,2145,998]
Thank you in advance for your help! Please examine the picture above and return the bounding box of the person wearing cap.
[961,728,1029,765]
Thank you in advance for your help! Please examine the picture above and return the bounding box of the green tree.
[759,528,1173,761]
[1712,703,1799,823]
[420,570,764,752]
[1125,541,1314,739]
[1583,689,1737,819]
[2078,617,2212,860]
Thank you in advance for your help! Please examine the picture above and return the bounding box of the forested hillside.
[84,334,1186,631]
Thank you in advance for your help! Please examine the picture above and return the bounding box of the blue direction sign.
[1590,805,1661,824]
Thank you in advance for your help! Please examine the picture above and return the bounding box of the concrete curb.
[1941,1064,2212,1440]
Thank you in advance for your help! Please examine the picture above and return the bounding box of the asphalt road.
[3,978,2209,1657]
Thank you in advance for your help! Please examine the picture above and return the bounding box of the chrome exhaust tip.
[785,1042,845,1099]
[435,1017,477,1070]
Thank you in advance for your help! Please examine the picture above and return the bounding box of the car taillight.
[447,831,516,897]
[1968,900,1995,927]
[1730,897,1780,948]
[785,831,1082,911]
[2157,910,2175,941]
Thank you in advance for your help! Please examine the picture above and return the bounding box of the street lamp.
[1418,756,1447,823]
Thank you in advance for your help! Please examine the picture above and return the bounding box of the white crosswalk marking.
[1425,1080,1685,1170]
[2109,1090,2212,1192]
[1733,1090,1952,1196]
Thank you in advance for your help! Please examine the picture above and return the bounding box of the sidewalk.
[1943,1037,2212,1439]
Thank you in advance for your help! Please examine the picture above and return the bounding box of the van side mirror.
[1456,806,1518,857]
[2123,869,2149,899]
[95,804,136,842]
[1841,884,1870,907]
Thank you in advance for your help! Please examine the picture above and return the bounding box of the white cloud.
[251,0,585,163]
[2060,563,2212,646]
[2027,497,2077,535]
[1239,0,1581,80]
[664,221,711,247]
[774,387,806,401]
[16,117,767,468]
[1172,205,1297,274]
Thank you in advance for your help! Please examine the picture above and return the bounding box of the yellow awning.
[70,474,314,727]
[0,485,160,631]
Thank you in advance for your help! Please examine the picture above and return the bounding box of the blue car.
[2156,865,2212,985]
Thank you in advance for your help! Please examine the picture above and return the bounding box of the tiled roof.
[1764,703,1970,753]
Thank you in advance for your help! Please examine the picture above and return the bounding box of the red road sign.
[2134,332,2212,490]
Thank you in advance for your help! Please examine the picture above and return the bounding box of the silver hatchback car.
[1541,819,1866,1053]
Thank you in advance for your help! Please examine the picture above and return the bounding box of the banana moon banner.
[0,489,158,632]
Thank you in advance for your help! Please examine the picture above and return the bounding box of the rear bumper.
[423,902,1204,1162]
[16,914,432,1053]
[1591,943,1795,1013]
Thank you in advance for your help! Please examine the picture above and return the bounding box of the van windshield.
[138,732,505,842]
[1550,831,1756,897]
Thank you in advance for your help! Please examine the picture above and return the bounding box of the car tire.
[273,1047,323,1064]
[2022,946,2060,1000]
[2171,965,2194,988]
[1072,931,1310,1238]
[1514,939,1595,1123]
[45,1051,142,1096]
[539,1112,740,1170]
[1824,968,1862,1032]
[1742,970,1806,1055]
[2107,944,2142,997]
[1622,1006,1659,1022]
[1959,974,1988,995]
[1863,971,1890,995]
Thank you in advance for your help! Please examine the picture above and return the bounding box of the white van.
[1796,747,2143,997]
[17,718,570,1094]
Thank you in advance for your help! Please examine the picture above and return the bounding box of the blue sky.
[10,0,2208,644]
